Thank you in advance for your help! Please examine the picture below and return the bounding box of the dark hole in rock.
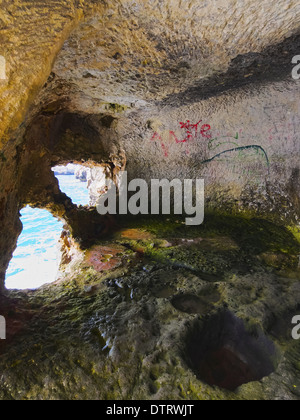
[199,286,221,304]
[185,311,280,391]
[100,115,117,128]
[154,286,176,299]
[172,294,212,314]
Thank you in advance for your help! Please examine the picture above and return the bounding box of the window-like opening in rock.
[52,164,90,206]
[185,311,280,392]
[52,163,108,207]
[5,207,64,290]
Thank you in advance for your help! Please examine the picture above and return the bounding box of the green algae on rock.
[0,215,299,400]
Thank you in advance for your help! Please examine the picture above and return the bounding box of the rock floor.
[0,214,300,400]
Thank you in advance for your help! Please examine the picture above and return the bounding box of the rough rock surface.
[0,216,300,400]
[0,0,300,400]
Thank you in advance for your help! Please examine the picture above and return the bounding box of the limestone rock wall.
[0,0,88,147]
[0,0,300,291]
[1,0,300,146]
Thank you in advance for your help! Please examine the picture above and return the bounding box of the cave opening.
[52,164,91,207]
[5,160,110,290]
[52,163,108,208]
[5,206,64,290]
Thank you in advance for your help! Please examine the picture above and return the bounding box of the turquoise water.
[55,174,90,207]
[5,175,89,290]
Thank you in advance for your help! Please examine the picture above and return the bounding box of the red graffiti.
[151,120,212,157]
[151,132,169,157]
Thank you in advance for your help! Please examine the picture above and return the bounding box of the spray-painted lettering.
[151,120,211,157]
